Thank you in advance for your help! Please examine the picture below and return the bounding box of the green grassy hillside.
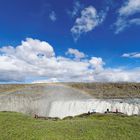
[0,112,140,140]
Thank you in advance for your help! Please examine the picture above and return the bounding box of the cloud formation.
[122,52,140,58]
[119,0,140,16]
[71,6,106,41]
[66,48,85,60]
[0,38,140,83]
[89,57,105,72]
[49,11,57,22]
[68,1,83,18]
[115,0,140,33]
[93,68,140,82]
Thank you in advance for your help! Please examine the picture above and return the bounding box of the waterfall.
[49,99,140,118]
[0,84,140,119]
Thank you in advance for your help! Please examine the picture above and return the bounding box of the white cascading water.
[49,99,140,118]
[0,84,140,119]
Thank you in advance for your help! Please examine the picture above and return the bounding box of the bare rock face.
[0,84,140,119]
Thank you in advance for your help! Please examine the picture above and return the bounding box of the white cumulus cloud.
[0,38,140,83]
[89,57,105,72]
[93,68,140,82]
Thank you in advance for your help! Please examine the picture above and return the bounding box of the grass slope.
[0,112,140,140]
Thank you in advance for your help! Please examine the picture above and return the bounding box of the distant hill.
[0,83,140,99]
[66,83,140,99]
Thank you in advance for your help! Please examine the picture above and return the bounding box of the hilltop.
[0,83,140,99]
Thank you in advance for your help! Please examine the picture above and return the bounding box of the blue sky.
[0,0,140,83]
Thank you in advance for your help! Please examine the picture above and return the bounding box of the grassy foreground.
[0,112,140,140]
